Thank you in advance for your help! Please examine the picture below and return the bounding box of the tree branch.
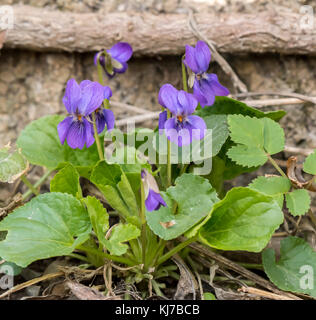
[2,6,316,55]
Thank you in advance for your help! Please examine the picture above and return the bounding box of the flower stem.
[267,154,287,178]
[91,112,104,161]
[20,175,39,196]
[181,60,188,92]
[140,180,147,269]
[96,59,110,110]
[167,110,172,187]
[68,253,90,263]
[156,236,197,266]
[77,245,136,266]
[22,169,54,201]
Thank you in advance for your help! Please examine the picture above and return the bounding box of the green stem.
[180,163,189,175]
[20,175,39,196]
[77,245,136,266]
[140,180,147,269]
[167,110,172,187]
[96,58,110,110]
[68,253,90,263]
[91,112,104,161]
[151,239,166,267]
[267,154,287,178]
[157,236,197,266]
[22,169,54,201]
[181,60,188,92]
[236,262,263,271]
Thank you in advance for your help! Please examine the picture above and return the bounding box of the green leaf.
[227,115,284,168]
[17,115,100,171]
[285,189,311,216]
[303,149,316,175]
[103,223,140,256]
[83,196,109,247]
[196,96,285,121]
[262,236,316,297]
[0,145,28,183]
[50,163,82,198]
[90,161,140,223]
[228,115,264,148]
[0,193,91,267]
[249,176,291,208]
[199,187,284,252]
[262,117,285,154]
[227,145,267,167]
[146,173,219,240]
[215,139,259,181]
[203,292,216,300]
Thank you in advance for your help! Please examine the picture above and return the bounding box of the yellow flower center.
[177,115,183,123]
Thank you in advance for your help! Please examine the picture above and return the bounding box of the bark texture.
[3,5,316,55]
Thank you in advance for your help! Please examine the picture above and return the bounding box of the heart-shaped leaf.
[199,187,283,252]
[263,236,316,297]
[0,192,91,267]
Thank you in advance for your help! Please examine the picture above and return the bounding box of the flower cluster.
[184,40,229,107]
[94,42,133,78]
[57,41,227,209]
[57,79,114,149]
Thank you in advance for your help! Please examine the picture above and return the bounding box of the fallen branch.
[3,6,316,55]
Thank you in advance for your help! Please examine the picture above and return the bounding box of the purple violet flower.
[141,170,167,212]
[94,42,133,78]
[184,40,229,107]
[90,85,115,134]
[158,84,207,147]
[57,79,111,149]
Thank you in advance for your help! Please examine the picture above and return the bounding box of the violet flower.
[184,40,229,107]
[94,42,133,78]
[158,84,207,147]
[58,79,109,149]
[91,85,115,134]
[141,170,167,212]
